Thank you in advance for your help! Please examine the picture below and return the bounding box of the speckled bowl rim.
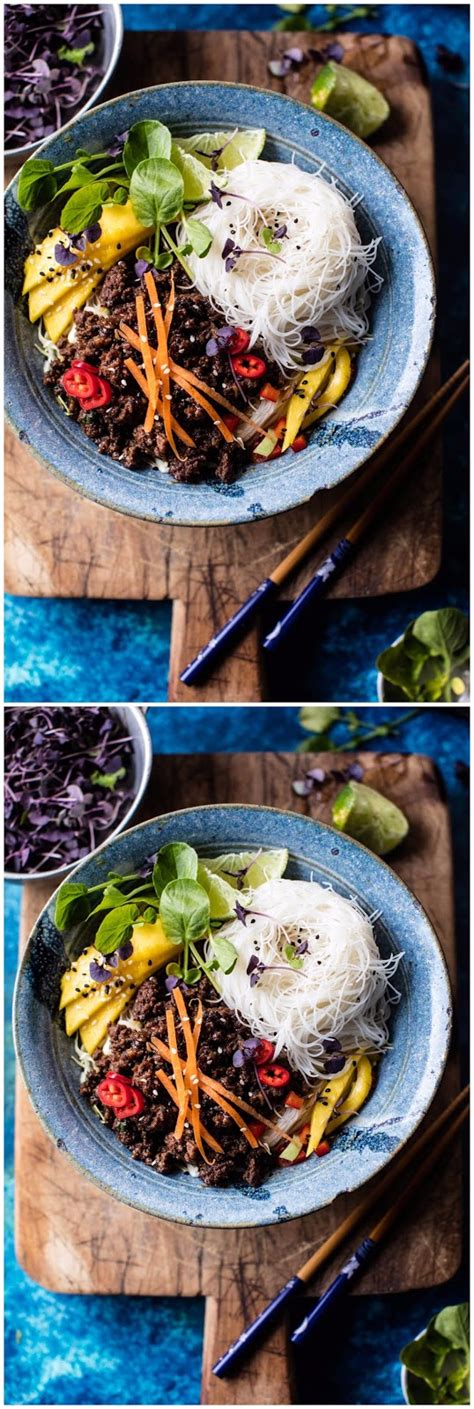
[13,803,452,1228]
[5,79,436,528]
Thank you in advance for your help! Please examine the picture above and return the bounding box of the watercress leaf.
[111,186,129,204]
[210,933,238,975]
[90,884,133,914]
[376,628,447,702]
[154,251,174,269]
[57,42,95,66]
[90,767,126,790]
[142,906,159,923]
[124,121,172,177]
[184,966,202,984]
[299,706,340,733]
[413,608,470,674]
[261,225,281,254]
[166,961,184,977]
[284,943,296,961]
[56,163,97,196]
[153,842,198,899]
[434,1304,470,1354]
[18,158,57,212]
[135,245,153,262]
[160,879,210,946]
[94,903,140,955]
[54,881,92,931]
[129,158,184,229]
[184,217,213,257]
[61,181,110,234]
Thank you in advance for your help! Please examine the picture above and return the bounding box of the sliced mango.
[43,272,102,342]
[302,345,352,430]
[64,949,175,1036]
[326,1055,372,1133]
[80,987,134,1056]
[282,355,334,451]
[60,920,180,1009]
[306,1063,355,1157]
[23,198,152,328]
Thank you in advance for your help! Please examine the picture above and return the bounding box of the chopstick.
[263,366,469,652]
[180,360,468,686]
[212,1084,469,1378]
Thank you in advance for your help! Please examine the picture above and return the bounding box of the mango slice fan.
[120,271,262,458]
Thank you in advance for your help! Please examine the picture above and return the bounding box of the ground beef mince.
[45,256,277,482]
[80,973,298,1187]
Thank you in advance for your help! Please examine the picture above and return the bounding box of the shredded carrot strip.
[165,270,175,336]
[169,359,264,434]
[166,1007,188,1140]
[172,988,213,1165]
[150,1031,274,1149]
[124,358,196,448]
[144,271,182,460]
[135,294,157,434]
[170,368,235,443]
[155,1067,222,1153]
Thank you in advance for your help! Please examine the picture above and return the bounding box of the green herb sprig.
[17,119,214,279]
[297,705,421,753]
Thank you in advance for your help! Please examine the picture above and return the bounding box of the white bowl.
[5,1,123,159]
[5,703,152,882]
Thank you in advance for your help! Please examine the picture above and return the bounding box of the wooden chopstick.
[263,369,469,652]
[212,1085,469,1378]
[180,362,469,687]
[271,358,469,587]
[291,1100,469,1346]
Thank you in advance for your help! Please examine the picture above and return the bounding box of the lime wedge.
[332,782,409,856]
[311,62,390,140]
[197,864,236,920]
[199,848,288,891]
[171,143,213,201]
[177,127,266,171]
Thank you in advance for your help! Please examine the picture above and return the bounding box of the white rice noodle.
[182,160,382,374]
[72,1032,99,1083]
[209,878,401,1082]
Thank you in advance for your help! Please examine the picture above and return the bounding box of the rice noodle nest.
[184,159,382,372]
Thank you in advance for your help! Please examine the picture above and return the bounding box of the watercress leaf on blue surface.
[299,706,341,734]
[18,158,57,211]
[129,158,184,229]
[61,180,110,233]
[210,933,238,974]
[400,1304,470,1405]
[159,879,210,946]
[153,843,198,899]
[434,1304,470,1354]
[123,121,172,177]
[54,881,92,931]
[94,903,140,955]
[183,216,213,257]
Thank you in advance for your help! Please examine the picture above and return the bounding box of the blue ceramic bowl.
[5,82,435,527]
[13,804,451,1228]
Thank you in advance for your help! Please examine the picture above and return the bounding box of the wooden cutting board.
[5,29,439,703]
[15,750,460,1405]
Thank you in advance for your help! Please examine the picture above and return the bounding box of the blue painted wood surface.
[6,704,469,1405]
[4,3,469,704]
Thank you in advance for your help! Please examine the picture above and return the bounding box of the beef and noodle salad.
[56,844,401,1187]
[19,121,381,484]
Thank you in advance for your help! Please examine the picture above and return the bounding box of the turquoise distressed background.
[4,2,469,704]
[6,704,469,1404]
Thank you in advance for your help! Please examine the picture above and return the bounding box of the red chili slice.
[316,1140,331,1157]
[96,1072,145,1118]
[62,366,98,400]
[248,1120,266,1139]
[231,353,267,380]
[228,327,250,355]
[259,1062,290,1089]
[254,1039,275,1067]
[79,375,112,411]
[291,434,308,453]
[223,414,240,433]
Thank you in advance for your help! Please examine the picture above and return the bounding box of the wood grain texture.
[5,31,440,702]
[15,751,460,1404]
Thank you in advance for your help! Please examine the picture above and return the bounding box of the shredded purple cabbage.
[4,706,134,875]
[5,4,105,150]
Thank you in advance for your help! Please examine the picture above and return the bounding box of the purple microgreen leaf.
[283,47,305,64]
[205,337,219,356]
[89,959,114,983]
[210,180,224,207]
[246,954,261,976]
[324,1053,346,1074]
[135,259,150,278]
[301,325,322,344]
[268,58,292,78]
[323,1038,342,1052]
[165,974,179,992]
[302,345,325,365]
[117,938,133,961]
[292,779,314,797]
[232,1049,245,1068]
[83,221,101,242]
[306,767,326,783]
[221,237,235,259]
[54,241,79,267]
[346,761,364,781]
